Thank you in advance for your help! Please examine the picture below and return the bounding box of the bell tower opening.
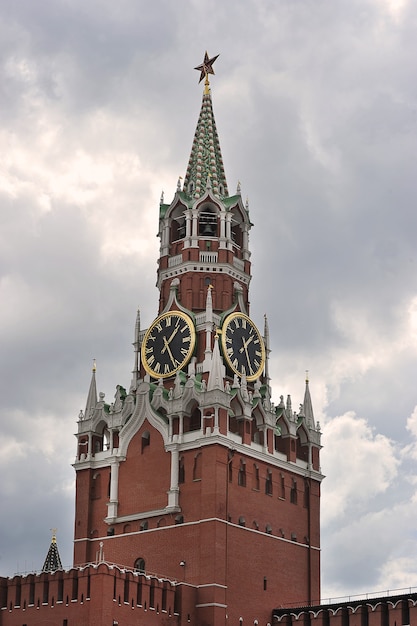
[170,204,186,243]
[198,204,218,237]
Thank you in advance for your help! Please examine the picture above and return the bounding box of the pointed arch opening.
[169,204,187,244]
[238,459,246,487]
[184,403,201,433]
[296,426,309,462]
[198,204,218,237]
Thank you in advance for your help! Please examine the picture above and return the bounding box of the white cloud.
[321,412,399,525]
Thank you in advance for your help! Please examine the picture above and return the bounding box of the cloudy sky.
[1,0,417,602]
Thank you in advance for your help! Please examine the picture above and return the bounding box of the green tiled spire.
[183,75,228,200]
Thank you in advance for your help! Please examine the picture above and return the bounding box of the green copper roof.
[183,87,228,200]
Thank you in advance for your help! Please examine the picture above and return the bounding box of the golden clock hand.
[161,323,180,354]
[162,336,177,366]
[239,334,254,353]
[241,336,254,375]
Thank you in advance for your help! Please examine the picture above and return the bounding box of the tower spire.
[303,370,315,429]
[85,360,97,418]
[184,52,227,199]
[41,529,63,573]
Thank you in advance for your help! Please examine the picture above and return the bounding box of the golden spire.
[204,73,210,95]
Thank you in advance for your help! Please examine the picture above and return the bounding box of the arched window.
[304,479,310,508]
[189,406,201,432]
[91,472,101,500]
[238,459,246,487]
[290,479,298,504]
[252,464,260,490]
[134,558,145,573]
[179,456,185,484]
[193,452,202,481]
[265,469,273,496]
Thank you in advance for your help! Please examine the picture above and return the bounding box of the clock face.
[221,312,265,381]
[141,311,196,379]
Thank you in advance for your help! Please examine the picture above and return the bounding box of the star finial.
[194,51,219,83]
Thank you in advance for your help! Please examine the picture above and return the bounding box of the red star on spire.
[194,51,219,83]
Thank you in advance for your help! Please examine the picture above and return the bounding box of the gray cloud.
[1,0,417,600]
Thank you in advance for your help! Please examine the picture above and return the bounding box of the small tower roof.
[41,530,63,573]
[207,333,226,391]
[183,53,228,200]
[85,360,98,418]
[303,371,315,428]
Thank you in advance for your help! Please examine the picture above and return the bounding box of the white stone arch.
[117,382,169,457]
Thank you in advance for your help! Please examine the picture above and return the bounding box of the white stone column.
[225,213,232,248]
[107,460,119,520]
[213,407,219,435]
[167,446,180,509]
[191,210,198,237]
[242,225,249,252]
[185,211,192,238]
[220,212,226,238]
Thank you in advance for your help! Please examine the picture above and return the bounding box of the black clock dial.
[221,312,265,381]
[141,311,195,379]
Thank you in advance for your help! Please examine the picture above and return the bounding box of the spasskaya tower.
[72,53,323,626]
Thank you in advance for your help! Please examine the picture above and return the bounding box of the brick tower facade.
[72,58,323,625]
